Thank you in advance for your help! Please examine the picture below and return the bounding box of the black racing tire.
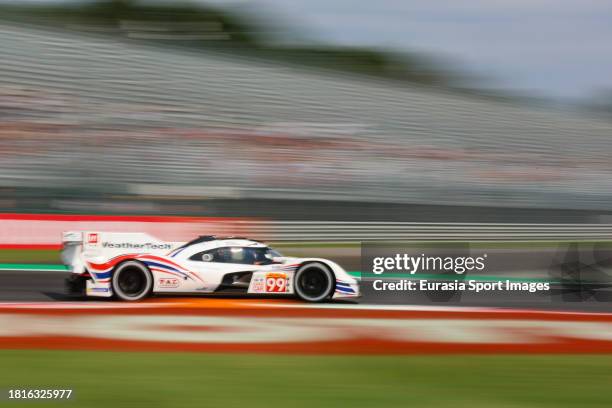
[65,274,87,297]
[294,262,335,302]
[111,261,153,301]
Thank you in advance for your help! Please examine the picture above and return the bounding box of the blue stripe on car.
[171,247,186,258]
[142,261,182,273]
[335,284,355,293]
[336,288,355,294]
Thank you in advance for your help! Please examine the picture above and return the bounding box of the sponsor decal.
[265,273,288,293]
[251,276,265,293]
[102,242,173,250]
[88,287,109,292]
[158,278,180,289]
[87,233,99,245]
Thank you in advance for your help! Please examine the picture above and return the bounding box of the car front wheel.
[294,262,334,302]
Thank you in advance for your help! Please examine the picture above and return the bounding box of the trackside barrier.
[245,222,612,241]
[1,214,612,248]
[0,214,254,249]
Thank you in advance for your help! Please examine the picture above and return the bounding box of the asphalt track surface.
[1,270,611,312]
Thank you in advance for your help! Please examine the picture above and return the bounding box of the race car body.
[62,231,359,302]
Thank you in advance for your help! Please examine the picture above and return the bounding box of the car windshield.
[213,247,282,265]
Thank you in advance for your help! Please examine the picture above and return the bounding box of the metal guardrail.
[240,222,612,242]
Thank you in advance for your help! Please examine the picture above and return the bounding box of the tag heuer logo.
[159,278,180,288]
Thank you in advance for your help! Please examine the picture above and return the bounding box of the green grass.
[0,249,59,264]
[1,351,611,407]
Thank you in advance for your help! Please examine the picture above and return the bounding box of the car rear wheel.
[294,262,334,302]
[112,261,153,301]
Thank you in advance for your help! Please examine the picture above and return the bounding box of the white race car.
[62,231,360,302]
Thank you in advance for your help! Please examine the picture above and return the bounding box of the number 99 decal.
[265,273,287,293]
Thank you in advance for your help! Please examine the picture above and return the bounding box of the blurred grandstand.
[2,22,612,222]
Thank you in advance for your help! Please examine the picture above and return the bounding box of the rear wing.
[61,231,184,274]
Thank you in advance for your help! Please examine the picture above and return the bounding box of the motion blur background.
[3,3,612,408]
[2,0,612,224]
